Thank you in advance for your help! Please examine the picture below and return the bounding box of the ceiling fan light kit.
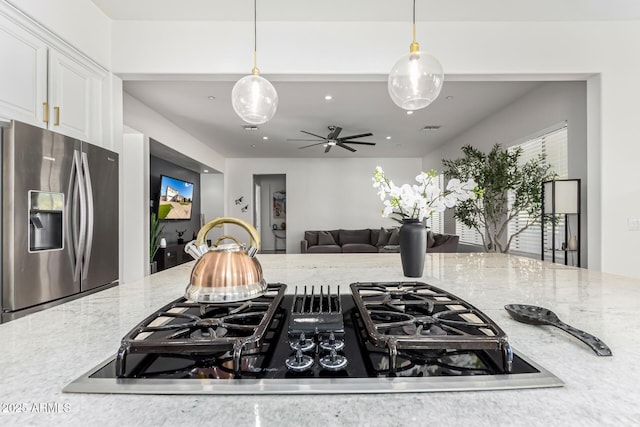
[388,0,444,111]
[231,0,278,125]
[288,125,376,154]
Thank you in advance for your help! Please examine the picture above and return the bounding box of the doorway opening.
[253,174,286,254]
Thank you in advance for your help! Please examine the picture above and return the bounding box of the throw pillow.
[318,231,337,246]
[387,228,400,245]
[339,229,370,245]
[304,231,319,247]
[427,230,436,248]
[376,227,391,246]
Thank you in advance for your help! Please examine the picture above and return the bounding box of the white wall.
[110,19,640,278]
[200,172,225,245]
[225,158,422,253]
[123,93,225,174]
[5,0,111,68]
[121,132,148,283]
[423,81,588,265]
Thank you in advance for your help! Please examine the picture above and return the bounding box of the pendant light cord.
[410,0,419,53]
[412,0,416,43]
[252,0,259,74]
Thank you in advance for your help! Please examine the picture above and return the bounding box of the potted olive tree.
[150,212,164,274]
[442,144,556,253]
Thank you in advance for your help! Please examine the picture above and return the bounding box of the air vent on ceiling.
[242,125,259,131]
[422,125,441,131]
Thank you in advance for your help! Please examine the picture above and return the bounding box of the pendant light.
[388,0,444,111]
[231,0,278,125]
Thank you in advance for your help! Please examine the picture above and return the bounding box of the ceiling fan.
[288,125,376,153]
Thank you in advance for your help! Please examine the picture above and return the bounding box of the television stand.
[154,243,192,272]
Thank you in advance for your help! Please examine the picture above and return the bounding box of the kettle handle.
[195,217,261,251]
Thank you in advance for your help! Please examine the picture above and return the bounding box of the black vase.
[399,219,426,277]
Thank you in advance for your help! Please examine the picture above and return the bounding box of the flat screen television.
[157,175,194,220]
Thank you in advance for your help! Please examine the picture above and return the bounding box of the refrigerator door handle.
[81,152,94,280]
[74,149,87,282]
[67,150,81,281]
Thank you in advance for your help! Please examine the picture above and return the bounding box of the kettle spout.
[184,240,209,260]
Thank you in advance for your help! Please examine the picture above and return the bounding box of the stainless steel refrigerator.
[1,120,119,322]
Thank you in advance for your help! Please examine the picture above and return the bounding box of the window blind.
[507,125,568,254]
[425,174,444,234]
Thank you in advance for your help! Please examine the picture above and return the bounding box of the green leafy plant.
[150,212,164,262]
[442,144,556,253]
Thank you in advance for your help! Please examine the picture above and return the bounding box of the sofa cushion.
[376,227,391,246]
[308,244,341,253]
[339,229,371,245]
[427,230,436,248]
[318,231,337,246]
[304,231,319,247]
[342,243,378,253]
[388,228,400,245]
[434,233,449,247]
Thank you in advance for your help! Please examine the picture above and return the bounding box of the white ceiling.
[108,1,638,170]
[126,79,542,160]
[91,0,640,22]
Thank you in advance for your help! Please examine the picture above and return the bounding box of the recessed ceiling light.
[203,169,209,173]
[324,95,333,101]
[208,96,216,100]
[242,125,259,131]
[386,136,392,140]
[252,144,256,148]
[263,136,268,140]
[406,111,414,115]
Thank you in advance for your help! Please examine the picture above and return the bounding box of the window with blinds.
[425,174,444,233]
[455,209,484,245]
[507,124,568,254]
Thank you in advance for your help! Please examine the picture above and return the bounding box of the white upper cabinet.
[0,13,47,126]
[48,49,102,143]
[0,11,105,144]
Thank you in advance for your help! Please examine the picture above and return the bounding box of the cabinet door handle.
[54,106,60,126]
[43,102,49,124]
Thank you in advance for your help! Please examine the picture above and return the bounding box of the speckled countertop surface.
[1,253,639,426]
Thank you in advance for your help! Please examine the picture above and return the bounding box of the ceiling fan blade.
[327,126,342,140]
[301,130,328,140]
[299,142,328,149]
[324,144,332,153]
[341,141,376,146]
[338,132,373,141]
[337,142,356,152]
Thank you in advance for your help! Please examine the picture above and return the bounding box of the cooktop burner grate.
[115,283,286,377]
[350,282,513,373]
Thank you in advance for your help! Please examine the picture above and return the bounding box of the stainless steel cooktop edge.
[63,350,564,395]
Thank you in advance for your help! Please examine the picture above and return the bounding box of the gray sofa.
[300,228,459,254]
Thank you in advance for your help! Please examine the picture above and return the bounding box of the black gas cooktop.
[64,282,563,394]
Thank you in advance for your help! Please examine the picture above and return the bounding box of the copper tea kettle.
[184,217,267,303]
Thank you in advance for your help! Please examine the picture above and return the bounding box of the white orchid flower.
[373,167,477,222]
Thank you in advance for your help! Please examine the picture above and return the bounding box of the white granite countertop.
[1,253,639,426]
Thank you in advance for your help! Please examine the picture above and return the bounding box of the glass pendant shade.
[388,50,444,110]
[231,74,278,125]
